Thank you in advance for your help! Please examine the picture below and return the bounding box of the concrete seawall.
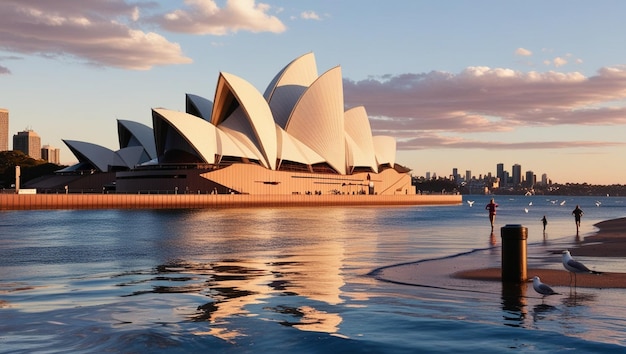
[0,193,462,210]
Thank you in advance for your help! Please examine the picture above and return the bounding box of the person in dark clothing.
[485,198,498,229]
[572,205,583,233]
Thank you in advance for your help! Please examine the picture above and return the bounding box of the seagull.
[595,201,602,207]
[529,201,533,206]
[560,201,566,206]
[524,208,529,213]
[562,250,601,286]
[467,200,474,207]
[532,276,559,296]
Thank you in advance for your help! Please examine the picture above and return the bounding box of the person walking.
[541,215,548,232]
[485,198,499,229]
[572,205,583,233]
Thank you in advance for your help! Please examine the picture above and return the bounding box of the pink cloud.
[0,0,191,70]
[344,66,626,132]
[344,66,626,151]
[153,0,286,35]
[396,132,626,151]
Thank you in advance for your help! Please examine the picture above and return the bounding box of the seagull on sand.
[562,250,601,286]
[532,276,559,296]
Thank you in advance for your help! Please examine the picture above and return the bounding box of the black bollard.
[500,224,528,283]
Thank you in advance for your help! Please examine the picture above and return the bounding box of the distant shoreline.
[0,193,462,210]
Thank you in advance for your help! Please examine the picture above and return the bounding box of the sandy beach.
[374,216,626,289]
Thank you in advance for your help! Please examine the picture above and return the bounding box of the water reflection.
[531,303,558,323]
[562,289,596,307]
[501,282,527,327]
[117,256,345,340]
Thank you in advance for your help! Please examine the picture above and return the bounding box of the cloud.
[396,133,626,150]
[0,0,192,70]
[0,65,10,75]
[300,11,321,20]
[515,48,532,56]
[553,56,568,67]
[343,65,626,149]
[153,0,286,35]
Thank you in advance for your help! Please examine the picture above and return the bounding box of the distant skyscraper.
[13,129,41,159]
[0,108,8,151]
[541,173,548,186]
[512,164,522,186]
[525,170,535,187]
[425,172,431,180]
[496,163,504,186]
[41,145,60,164]
[465,170,471,182]
[503,171,510,185]
[452,168,458,182]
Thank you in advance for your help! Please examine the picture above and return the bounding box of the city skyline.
[1,1,625,184]
[429,162,550,185]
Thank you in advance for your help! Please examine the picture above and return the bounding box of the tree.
[0,151,65,188]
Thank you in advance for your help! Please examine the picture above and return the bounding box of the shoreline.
[0,193,461,210]
[375,216,626,289]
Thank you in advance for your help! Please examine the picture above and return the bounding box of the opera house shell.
[32,53,415,196]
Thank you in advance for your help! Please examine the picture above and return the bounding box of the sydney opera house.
[26,53,416,196]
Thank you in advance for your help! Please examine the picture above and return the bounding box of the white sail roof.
[62,140,117,172]
[264,52,318,129]
[344,106,378,173]
[285,66,346,174]
[212,72,277,170]
[372,135,397,167]
[117,119,156,160]
[185,93,213,120]
[152,108,218,163]
[62,53,402,178]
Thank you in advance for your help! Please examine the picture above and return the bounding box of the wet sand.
[375,217,626,289]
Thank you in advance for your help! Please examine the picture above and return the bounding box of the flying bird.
[532,276,559,296]
[595,201,602,207]
[562,250,601,286]
[524,208,529,213]
[560,201,566,206]
[467,200,474,207]
[529,201,533,206]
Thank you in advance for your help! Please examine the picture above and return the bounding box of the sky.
[1,0,625,185]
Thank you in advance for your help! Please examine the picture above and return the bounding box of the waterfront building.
[13,129,41,159]
[0,108,8,151]
[27,53,415,196]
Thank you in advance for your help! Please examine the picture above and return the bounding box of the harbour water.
[1,195,625,353]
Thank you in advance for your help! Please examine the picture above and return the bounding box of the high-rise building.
[541,173,548,186]
[0,108,8,151]
[13,129,41,159]
[525,170,535,187]
[465,170,471,182]
[512,164,522,186]
[41,145,61,164]
[496,163,504,187]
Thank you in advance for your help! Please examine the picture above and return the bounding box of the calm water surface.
[1,195,625,353]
